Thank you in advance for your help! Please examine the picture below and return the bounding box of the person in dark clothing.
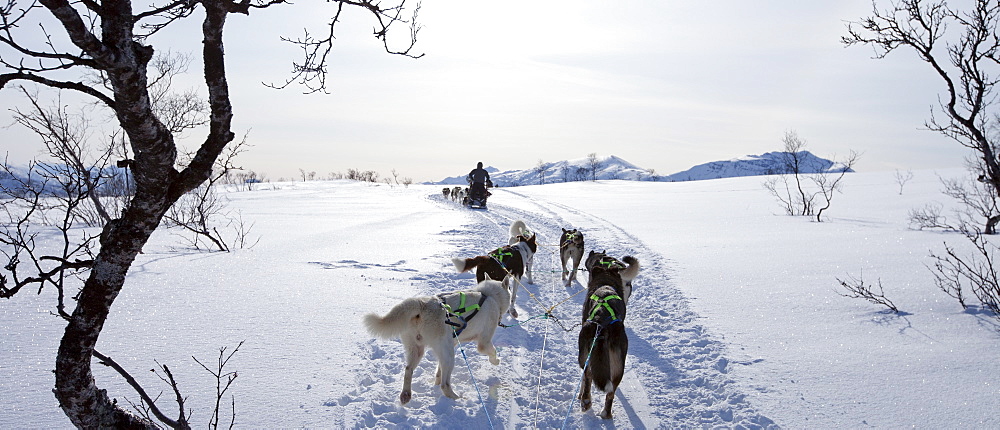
[467,162,491,186]
[467,162,492,205]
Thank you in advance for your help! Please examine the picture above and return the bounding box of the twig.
[836,273,900,313]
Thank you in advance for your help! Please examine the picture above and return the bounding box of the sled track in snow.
[338,190,777,429]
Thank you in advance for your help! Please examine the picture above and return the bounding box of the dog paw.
[509,308,519,318]
[441,386,460,399]
[580,399,592,412]
[489,355,500,365]
[400,390,411,404]
[600,409,613,419]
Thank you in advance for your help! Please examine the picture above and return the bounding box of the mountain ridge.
[430,152,853,186]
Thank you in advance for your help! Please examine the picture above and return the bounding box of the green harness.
[596,257,625,270]
[587,293,623,326]
[489,247,513,268]
[440,292,488,337]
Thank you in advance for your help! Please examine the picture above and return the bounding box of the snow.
[4,169,1000,428]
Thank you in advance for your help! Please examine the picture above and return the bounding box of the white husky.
[363,277,512,404]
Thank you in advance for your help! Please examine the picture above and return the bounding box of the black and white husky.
[453,221,536,318]
[363,276,512,404]
[560,228,585,285]
[579,251,639,419]
[506,219,535,284]
[584,250,636,304]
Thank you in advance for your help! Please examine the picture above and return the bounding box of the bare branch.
[836,272,901,313]
[266,0,423,94]
[93,350,185,429]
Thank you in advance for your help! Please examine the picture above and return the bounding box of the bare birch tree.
[845,0,1000,317]
[0,0,422,427]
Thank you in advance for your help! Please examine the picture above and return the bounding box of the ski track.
[333,189,777,429]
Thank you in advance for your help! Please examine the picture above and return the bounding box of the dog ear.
[483,272,494,282]
[502,275,512,289]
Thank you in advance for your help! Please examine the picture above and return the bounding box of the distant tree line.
[290,167,413,187]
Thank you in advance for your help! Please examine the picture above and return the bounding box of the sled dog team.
[363,220,640,419]
[442,186,467,204]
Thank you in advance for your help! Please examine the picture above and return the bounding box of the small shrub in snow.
[762,131,858,222]
[836,273,900,313]
[908,203,953,231]
[928,231,1000,319]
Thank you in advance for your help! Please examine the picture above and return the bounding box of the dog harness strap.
[489,247,513,267]
[588,294,623,322]
[597,258,625,270]
[440,293,489,337]
[451,292,484,315]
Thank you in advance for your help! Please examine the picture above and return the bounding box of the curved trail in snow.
[335,189,776,429]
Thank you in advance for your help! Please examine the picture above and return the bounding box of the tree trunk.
[54,217,161,428]
[986,214,1000,235]
[48,0,234,425]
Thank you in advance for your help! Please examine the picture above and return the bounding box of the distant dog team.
[363,218,641,420]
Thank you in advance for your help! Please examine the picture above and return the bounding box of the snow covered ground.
[4,168,1000,428]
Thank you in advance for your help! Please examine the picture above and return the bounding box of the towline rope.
[451,326,494,430]
[561,324,603,429]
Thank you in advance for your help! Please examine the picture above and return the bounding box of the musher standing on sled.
[467,161,493,208]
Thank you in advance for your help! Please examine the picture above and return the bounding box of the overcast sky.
[1,1,971,182]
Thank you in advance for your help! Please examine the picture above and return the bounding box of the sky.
[0,0,972,182]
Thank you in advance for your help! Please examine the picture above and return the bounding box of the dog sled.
[465,180,492,209]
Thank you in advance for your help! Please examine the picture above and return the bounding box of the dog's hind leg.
[561,254,569,281]
[508,279,520,318]
[600,340,627,419]
[600,390,616,419]
[525,256,534,284]
[431,338,460,399]
[579,368,593,412]
[570,252,582,283]
[400,339,424,405]
[578,325,596,412]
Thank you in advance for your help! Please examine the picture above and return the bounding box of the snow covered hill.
[661,150,854,182]
[434,155,656,187]
[431,152,850,187]
[0,164,129,196]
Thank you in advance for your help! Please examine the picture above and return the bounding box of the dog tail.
[452,256,488,273]
[620,256,640,283]
[590,329,628,393]
[509,220,529,238]
[363,299,420,340]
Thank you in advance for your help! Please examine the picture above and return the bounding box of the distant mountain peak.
[662,151,853,182]
[430,155,656,186]
[428,152,852,186]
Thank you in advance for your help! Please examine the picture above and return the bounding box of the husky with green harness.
[578,252,640,420]
[363,276,513,404]
[452,221,537,318]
